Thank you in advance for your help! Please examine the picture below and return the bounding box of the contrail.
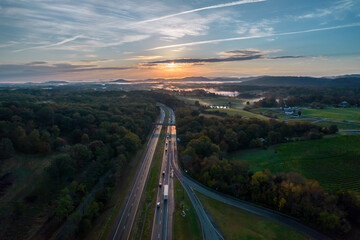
[136,0,266,24]
[148,23,360,50]
[14,35,84,53]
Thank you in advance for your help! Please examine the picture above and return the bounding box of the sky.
[0,0,359,82]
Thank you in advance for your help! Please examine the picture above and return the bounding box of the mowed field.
[205,108,268,119]
[228,135,360,192]
[302,107,360,122]
[196,192,311,240]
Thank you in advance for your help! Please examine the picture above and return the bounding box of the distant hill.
[110,79,130,83]
[240,76,360,87]
[43,81,68,84]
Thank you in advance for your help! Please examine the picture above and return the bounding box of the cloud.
[127,55,163,60]
[80,59,112,63]
[0,62,131,78]
[297,0,354,19]
[146,49,303,64]
[14,35,84,52]
[19,35,83,52]
[148,23,360,50]
[235,19,278,38]
[134,0,266,24]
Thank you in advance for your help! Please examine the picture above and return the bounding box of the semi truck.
[164,185,169,200]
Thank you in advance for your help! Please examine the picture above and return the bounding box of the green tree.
[70,144,92,171]
[55,188,74,221]
[0,138,15,159]
[47,154,75,182]
[122,132,141,153]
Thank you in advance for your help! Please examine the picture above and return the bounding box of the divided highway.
[151,109,175,240]
[107,107,165,240]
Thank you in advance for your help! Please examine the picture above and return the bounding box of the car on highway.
[162,170,165,176]
[159,182,162,187]
[157,202,160,208]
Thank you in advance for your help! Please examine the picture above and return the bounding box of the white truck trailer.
[164,185,169,200]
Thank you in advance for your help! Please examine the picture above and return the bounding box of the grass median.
[173,179,202,240]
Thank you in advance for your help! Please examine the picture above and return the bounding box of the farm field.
[302,107,360,122]
[196,192,311,240]
[176,96,245,109]
[228,135,360,192]
[205,108,268,119]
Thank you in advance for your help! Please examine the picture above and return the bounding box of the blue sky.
[0,0,359,82]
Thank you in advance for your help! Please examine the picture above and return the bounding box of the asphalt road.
[151,116,173,240]
[168,106,332,240]
[107,107,165,240]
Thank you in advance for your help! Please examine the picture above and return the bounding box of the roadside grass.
[228,135,360,192]
[196,191,311,240]
[173,179,202,240]
[176,96,244,109]
[302,107,360,122]
[132,127,166,239]
[205,108,268,119]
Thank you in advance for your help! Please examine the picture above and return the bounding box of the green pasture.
[228,135,360,192]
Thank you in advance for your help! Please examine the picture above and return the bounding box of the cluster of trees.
[0,89,158,239]
[176,109,359,236]
[177,108,329,155]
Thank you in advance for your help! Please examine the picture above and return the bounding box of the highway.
[167,107,332,240]
[151,110,174,240]
[107,106,165,240]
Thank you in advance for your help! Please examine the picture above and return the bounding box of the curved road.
[167,106,332,240]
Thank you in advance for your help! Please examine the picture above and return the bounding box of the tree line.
[176,108,359,238]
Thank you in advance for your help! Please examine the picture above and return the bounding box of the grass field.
[205,108,268,119]
[302,107,360,122]
[176,96,245,109]
[173,179,201,240]
[0,153,56,205]
[196,192,311,240]
[228,135,360,192]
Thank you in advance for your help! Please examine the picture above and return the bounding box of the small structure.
[338,101,350,108]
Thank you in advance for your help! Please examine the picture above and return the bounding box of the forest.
[175,108,360,238]
[0,88,158,239]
